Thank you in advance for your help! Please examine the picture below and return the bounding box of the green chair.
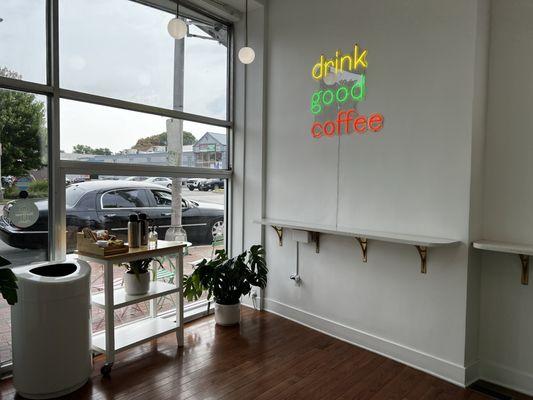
[189,234,224,267]
[155,257,175,284]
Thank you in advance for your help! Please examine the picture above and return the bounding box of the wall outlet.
[290,273,302,285]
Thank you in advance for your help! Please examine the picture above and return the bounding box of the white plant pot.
[214,302,240,326]
[124,272,150,295]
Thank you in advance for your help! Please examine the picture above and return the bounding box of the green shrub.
[30,179,48,192]
[4,179,48,199]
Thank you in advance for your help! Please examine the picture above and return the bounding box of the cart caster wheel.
[101,363,113,376]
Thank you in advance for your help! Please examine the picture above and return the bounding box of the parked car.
[187,178,208,191]
[1,176,14,187]
[145,177,173,188]
[124,176,148,182]
[0,180,224,251]
[198,179,225,191]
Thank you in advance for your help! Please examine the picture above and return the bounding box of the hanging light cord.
[176,0,180,19]
[245,0,248,46]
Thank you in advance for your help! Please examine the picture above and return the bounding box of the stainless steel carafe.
[127,214,141,248]
[138,213,149,246]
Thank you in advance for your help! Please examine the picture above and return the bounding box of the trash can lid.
[30,263,77,277]
[13,259,90,284]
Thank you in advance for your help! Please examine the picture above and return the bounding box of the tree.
[132,131,197,151]
[0,68,46,176]
[183,131,197,146]
[72,144,112,155]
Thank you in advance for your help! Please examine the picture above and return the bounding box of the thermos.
[138,213,149,246]
[128,214,141,248]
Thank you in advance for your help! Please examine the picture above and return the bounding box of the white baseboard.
[263,298,467,387]
[480,360,533,396]
[465,360,480,387]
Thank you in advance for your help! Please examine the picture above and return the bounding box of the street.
[182,187,224,206]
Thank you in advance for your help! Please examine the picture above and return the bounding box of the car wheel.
[208,219,224,242]
[167,183,172,189]
[188,186,195,191]
[213,184,220,190]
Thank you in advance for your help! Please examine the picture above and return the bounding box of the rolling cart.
[77,240,187,375]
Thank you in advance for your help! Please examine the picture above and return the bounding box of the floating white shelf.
[256,218,460,274]
[92,281,179,310]
[473,240,533,256]
[92,317,177,353]
[473,240,531,285]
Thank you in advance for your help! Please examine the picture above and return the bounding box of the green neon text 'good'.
[310,75,366,115]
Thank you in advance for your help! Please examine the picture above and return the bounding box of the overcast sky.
[0,0,227,153]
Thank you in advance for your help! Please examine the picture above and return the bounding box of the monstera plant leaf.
[182,245,268,307]
[0,257,18,305]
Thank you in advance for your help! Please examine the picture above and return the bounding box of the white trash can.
[11,259,92,399]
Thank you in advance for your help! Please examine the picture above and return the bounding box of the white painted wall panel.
[479,0,533,394]
[262,0,488,385]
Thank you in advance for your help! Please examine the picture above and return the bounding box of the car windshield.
[66,185,88,207]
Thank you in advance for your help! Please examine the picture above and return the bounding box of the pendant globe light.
[238,0,255,64]
[168,0,187,40]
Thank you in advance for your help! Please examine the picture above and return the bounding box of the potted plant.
[122,258,161,295]
[183,245,267,326]
[0,256,17,305]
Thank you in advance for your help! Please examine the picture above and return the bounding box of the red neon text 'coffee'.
[311,109,384,138]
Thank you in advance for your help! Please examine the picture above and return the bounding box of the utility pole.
[165,24,187,243]
[164,16,228,243]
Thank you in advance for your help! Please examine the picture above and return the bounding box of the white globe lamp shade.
[238,46,255,64]
[168,18,187,39]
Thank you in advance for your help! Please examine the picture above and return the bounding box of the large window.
[0,0,232,368]
[0,89,49,364]
[60,100,228,169]
[59,0,228,119]
[0,0,47,84]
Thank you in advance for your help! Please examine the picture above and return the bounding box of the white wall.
[478,0,533,395]
[261,0,489,386]
[231,0,533,393]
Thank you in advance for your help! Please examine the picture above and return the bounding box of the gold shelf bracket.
[415,246,428,274]
[356,238,368,262]
[519,254,529,285]
[271,226,283,246]
[310,232,320,253]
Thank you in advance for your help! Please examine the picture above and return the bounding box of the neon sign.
[311,44,368,81]
[310,43,384,139]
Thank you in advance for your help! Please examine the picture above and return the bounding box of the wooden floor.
[1,308,531,399]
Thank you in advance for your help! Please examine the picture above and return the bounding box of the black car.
[0,180,224,250]
[186,178,207,191]
[198,179,225,191]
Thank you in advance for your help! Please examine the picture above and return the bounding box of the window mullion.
[59,88,232,128]
[49,0,65,260]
